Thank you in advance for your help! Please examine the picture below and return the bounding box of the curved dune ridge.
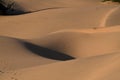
[0,0,110,15]
[0,0,120,80]
[27,27,120,58]
[105,6,120,26]
[0,0,101,15]
[0,36,59,71]
[0,4,119,39]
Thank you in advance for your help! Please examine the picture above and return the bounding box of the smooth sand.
[0,0,120,80]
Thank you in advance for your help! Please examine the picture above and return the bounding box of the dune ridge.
[100,5,119,27]
[0,5,119,39]
[105,6,120,26]
[27,28,120,58]
[0,36,59,71]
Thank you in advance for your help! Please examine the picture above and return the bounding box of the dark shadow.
[0,7,64,16]
[22,41,75,61]
[0,1,64,16]
[0,1,25,15]
[0,1,8,15]
[0,0,65,15]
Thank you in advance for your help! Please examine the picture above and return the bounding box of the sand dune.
[1,51,120,80]
[0,36,58,71]
[1,0,110,14]
[0,4,119,39]
[0,0,120,80]
[0,0,100,15]
[105,6,120,26]
[26,26,120,58]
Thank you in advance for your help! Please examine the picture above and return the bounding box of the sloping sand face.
[0,0,120,80]
[104,7,120,26]
[0,0,106,15]
[1,51,120,80]
[0,36,58,72]
[0,0,93,15]
[27,26,120,58]
[0,5,119,39]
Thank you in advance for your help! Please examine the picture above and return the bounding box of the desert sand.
[0,0,120,80]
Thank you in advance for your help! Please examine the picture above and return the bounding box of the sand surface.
[0,0,120,80]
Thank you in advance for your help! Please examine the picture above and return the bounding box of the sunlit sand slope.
[26,26,120,58]
[104,6,120,26]
[1,51,120,80]
[2,0,110,14]
[0,0,120,80]
[0,5,119,39]
[0,36,57,71]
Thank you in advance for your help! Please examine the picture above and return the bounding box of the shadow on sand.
[22,41,75,61]
[0,1,64,16]
[0,1,25,15]
[0,0,64,15]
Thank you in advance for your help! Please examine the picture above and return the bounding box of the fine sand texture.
[0,0,120,80]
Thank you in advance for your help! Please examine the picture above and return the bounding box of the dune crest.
[27,28,120,58]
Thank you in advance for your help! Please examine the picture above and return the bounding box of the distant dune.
[0,0,120,80]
